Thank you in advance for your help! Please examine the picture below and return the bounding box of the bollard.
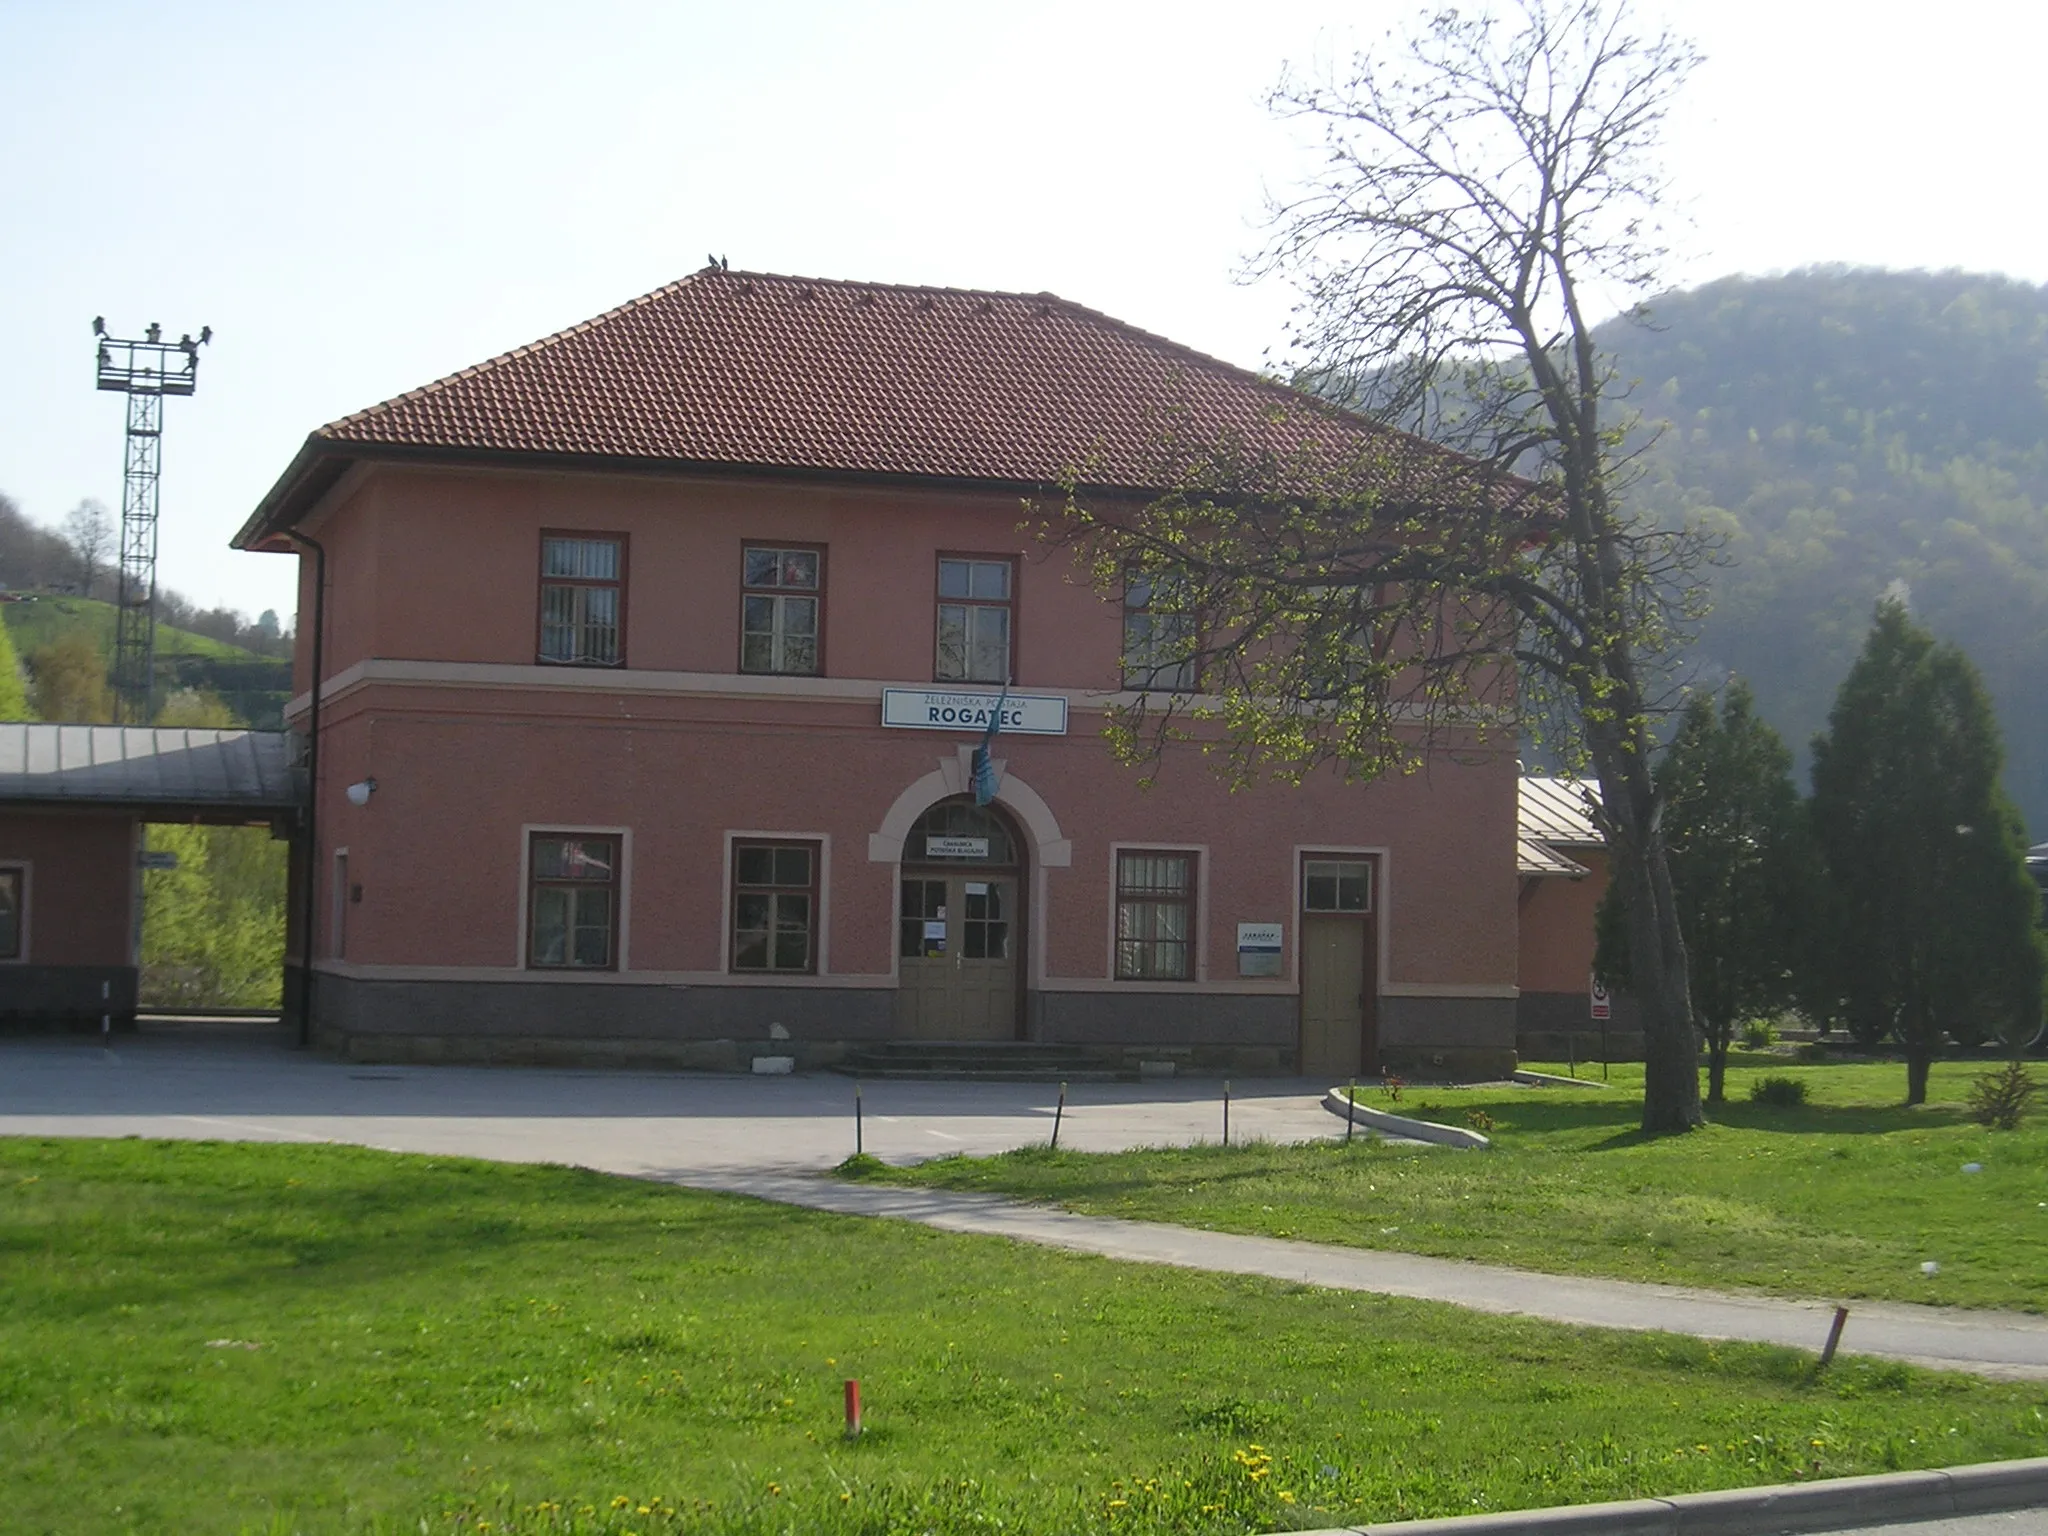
[844,1378,863,1438]
[1346,1079,1357,1143]
[1222,1080,1231,1147]
[1050,1080,1066,1151]
[855,1080,863,1158]
[1819,1305,1849,1368]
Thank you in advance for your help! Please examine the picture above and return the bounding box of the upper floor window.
[936,556,1013,684]
[1122,572,1198,692]
[741,545,822,675]
[539,533,625,667]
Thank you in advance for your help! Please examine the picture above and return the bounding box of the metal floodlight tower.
[92,316,211,724]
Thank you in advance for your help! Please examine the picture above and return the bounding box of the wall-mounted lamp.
[345,777,378,807]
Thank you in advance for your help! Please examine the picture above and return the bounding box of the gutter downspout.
[290,531,327,1049]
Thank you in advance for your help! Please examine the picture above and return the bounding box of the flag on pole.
[971,688,1007,805]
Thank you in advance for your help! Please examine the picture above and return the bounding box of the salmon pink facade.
[240,269,1525,1075]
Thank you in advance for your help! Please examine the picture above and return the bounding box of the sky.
[1,0,2042,623]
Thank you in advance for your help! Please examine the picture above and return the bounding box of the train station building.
[235,268,1528,1078]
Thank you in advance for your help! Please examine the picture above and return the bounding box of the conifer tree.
[1809,601,2044,1103]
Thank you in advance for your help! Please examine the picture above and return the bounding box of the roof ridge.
[317,271,712,437]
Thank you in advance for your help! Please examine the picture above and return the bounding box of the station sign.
[880,688,1069,736]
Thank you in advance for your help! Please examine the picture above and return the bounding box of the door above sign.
[881,688,1068,735]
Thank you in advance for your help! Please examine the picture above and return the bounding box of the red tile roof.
[240,268,1510,543]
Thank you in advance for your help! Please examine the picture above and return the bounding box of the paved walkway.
[689,1172,2048,1381]
[6,1026,2047,1382]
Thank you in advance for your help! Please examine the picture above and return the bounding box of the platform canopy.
[0,724,302,821]
[1518,776,1601,879]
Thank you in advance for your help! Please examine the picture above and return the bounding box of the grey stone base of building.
[1377,994,1519,1080]
[0,965,138,1027]
[1516,989,1645,1063]
[297,972,1523,1078]
[1030,990,1297,1074]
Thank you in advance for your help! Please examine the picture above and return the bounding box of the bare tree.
[62,499,113,599]
[1045,0,1712,1131]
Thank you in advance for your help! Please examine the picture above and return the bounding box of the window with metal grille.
[741,545,822,675]
[528,834,620,969]
[732,841,819,973]
[539,533,624,666]
[1115,849,1195,980]
[935,556,1013,683]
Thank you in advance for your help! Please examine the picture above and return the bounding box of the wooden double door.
[896,870,1020,1040]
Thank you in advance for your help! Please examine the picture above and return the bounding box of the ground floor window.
[1115,849,1195,980]
[527,834,620,969]
[0,866,21,960]
[732,841,819,973]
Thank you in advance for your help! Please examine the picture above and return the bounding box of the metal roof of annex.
[0,725,302,818]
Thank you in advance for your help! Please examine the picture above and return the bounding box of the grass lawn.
[852,1059,2048,1312]
[6,1139,2047,1535]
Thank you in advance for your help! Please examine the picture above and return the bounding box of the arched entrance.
[896,797,1025,1040]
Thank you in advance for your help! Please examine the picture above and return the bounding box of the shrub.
[1463,1108,1497,1133]
[1741,1018,1778,1049]
[1966,1061,2040,1130]
[1749,1075,1808,1107]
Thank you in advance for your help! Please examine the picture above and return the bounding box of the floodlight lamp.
[345,778,378,807]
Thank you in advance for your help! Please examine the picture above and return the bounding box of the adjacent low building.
[0,724,300,1024]
[1515,774,1641,1060]
[237,267,1528,1077]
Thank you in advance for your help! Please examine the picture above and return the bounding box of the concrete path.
[6,1026,2047,1382]
[690,1171,2048,1381]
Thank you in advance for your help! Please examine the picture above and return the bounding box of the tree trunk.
[1905,1048,1932,1106]
[1706,1029,1727,1106]
[1596,746,1705,1135]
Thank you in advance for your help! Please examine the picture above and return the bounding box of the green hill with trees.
[1602,267,2048,832]
[0,596,290,727]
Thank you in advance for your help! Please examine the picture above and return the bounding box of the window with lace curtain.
[538,532,625,666]
[1115,849,1196,980]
